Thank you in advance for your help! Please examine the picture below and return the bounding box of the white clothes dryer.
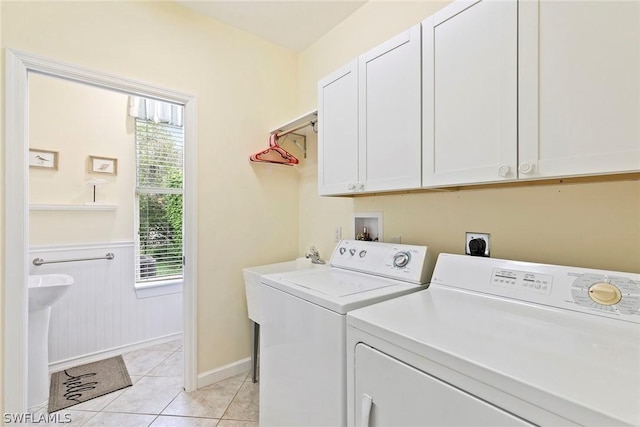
[259,240,434,427]
[346,254,640,426]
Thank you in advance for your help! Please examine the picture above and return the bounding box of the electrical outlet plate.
[465,232,490,256]
[334,226,342,242]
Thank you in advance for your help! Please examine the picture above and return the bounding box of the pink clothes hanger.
[249,133,299,166]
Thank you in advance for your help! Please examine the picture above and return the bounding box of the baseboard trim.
[48,332,183,373]
[197,357,252,389]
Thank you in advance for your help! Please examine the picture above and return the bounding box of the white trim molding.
[30,240,135,253]
[48,333,182,374]
[135,278,183,299]
[197,357,252,389]
[4,46,30,416]
[29,204,118,211]
[4,49,199,412]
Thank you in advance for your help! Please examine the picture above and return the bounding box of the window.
[135,118,184,284]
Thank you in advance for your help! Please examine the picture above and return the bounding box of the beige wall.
[298,1,640,274]
[29,74,135,245]
[1,0,301,398]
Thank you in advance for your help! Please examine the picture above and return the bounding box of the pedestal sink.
[28,274,74,408]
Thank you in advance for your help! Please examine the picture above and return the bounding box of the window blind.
[135,119,184,282]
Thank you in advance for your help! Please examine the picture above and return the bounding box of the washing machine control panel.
[331,240,431,285]
[393,251,411,268]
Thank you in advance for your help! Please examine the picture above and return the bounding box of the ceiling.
[176,1,368,52]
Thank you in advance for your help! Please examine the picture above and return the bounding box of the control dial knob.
[349,248,357,256]
[588,282,622,306]
[393,251,411,268]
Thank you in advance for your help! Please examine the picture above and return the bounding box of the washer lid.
[284,269,395,297]
[261,268,422,314]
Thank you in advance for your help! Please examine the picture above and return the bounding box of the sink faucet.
[305,246,326,264]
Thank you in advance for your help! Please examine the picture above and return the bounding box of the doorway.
[4,49,198,412]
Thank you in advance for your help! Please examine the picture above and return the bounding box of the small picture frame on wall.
[29,148,59,170]
[89,156,118,175]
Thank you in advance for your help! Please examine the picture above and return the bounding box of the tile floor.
[31,339,259,426]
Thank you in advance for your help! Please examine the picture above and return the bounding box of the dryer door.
[354,343,532,426]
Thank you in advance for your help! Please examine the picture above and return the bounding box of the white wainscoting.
[29,241,183,366]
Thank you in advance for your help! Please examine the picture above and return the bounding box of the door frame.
[4,48,199,412]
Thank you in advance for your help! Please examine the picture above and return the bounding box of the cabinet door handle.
[518,162,534,174]
[347,183,356,191]
[498,165,511,177]
[361,394,373,427]
[356,183,365,192]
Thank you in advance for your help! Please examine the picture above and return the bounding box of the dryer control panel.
[490,269,553,295]
[331,240,433,285]
[432,254,640,323]
[570,273,640,316]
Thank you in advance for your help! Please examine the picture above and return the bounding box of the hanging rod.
[33,252,115,266]
[270,110,318,137]
[269,110,318,159]
[275,121,314,138]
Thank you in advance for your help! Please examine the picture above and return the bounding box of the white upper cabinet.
[422,0,518,187]
[318,25,422,195]
[318,60,359,195]
[519,1,640,178]
[319,0,639,195]
[359,24,422,193]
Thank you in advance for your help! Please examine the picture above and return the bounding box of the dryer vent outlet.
[465,232,490,257]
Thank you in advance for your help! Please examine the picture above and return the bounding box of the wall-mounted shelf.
[270,110,318,136]
[30,204,118,211]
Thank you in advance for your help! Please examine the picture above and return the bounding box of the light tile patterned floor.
[32,339,259,426]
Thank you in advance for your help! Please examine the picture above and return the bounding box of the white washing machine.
[346,254,640,426]
[259,240,434,427]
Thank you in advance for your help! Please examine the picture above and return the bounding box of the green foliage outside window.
[136,119,184,280]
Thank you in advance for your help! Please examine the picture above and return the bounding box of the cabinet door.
[423,0,517,187]
[318,59,359,195]
[359,24,422,192]
[354,343,533,426]
[519,1,640,178]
